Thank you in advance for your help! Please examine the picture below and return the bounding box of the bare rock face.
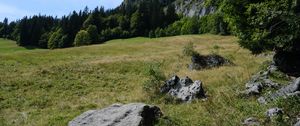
[69,103,162,126]
[189,54,231,70]
[242,117,260,126]
[174,0,215,17]
[160,75,206,102]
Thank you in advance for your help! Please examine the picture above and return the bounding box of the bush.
[199,13,229,35]
[86,25,99,43]
[48,29,64,49]
[38,32,51,48]
[181,17,199,34]
[182,42,198,56]
[155,28,165,38]
[74,30,91,46]
[165,19,185,36]
[143,62,166,99]
[221,0,300,54]
[148,30,155,38]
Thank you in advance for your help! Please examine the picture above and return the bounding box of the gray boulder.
[160,75,206,102]
[189,54,230,70]
[265,108,283,118]
[69,103,162,126]
[242,117,260,126]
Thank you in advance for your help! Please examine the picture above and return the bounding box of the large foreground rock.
[69,103,162,126]
[160,75,206,102]
[189,54,231,70]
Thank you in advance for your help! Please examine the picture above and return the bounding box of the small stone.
[242,117,260,126]
[265,108,283,118]
[257,97,267,104]
[244,82,263,95]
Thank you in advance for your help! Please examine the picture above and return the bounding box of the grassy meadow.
[0,35,274,125]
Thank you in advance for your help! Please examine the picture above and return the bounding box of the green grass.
[0,38,44,54]
[0,35,273,125]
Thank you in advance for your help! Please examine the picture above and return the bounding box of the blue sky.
[0,0,123,22]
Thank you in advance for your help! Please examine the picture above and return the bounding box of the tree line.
[0,0,229,49]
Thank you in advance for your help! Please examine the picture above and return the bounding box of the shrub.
[148,30,155,38]
[221,0,300,54]
[48,29,64,49]
[182,42,198,56]
[155,28,165,38]
[181,17,199,34]
[74,30,91,46]
[199,13,229,35]
[143,62,166,99]
[86,25,99,43]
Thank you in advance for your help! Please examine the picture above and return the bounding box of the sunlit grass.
[0,34,271,126]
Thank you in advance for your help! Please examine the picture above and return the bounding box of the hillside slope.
[0,35,270,125]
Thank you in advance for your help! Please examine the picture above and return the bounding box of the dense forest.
[0,0,228,49]
[0,0,299,61]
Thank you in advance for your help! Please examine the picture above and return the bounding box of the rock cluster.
[189,54,231,70]
[160,75,206,102]
[69,103,162,126]
[243,64,280,96]
[258,77,300,104]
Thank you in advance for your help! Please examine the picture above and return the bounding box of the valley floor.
[0,35,271,125]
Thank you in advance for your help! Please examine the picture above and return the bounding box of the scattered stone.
[257,97,267,104]
[69,103,162,126]
[244,82,263,95]
[160,75,206,102]
[242,63,281,96]
[258,77,300,104]
[265,108,283,118]
[262,79,279,88]
[242,117,260,126]
[294,119,300,126]
[189,54,230,70]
